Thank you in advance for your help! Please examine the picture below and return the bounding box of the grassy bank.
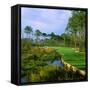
[51,47,86,70]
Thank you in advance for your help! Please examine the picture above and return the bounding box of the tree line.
[22,10,86,52]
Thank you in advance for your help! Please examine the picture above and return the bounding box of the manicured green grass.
[51,47,86,70]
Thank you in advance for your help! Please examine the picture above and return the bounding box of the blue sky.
[21,7,72,37]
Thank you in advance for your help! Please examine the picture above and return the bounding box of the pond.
[51,59,64,67]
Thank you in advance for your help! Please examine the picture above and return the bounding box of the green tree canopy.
[24,26,33,39]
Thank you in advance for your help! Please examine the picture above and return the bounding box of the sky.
[21,7,72,37]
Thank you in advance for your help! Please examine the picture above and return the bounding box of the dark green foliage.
[65,11,86,51]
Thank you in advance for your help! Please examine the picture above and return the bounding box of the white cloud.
[21,7,72,35]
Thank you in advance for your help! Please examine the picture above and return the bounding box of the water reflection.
[50,59,64,67]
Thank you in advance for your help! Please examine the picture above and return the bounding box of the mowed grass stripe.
[51,47,86,70]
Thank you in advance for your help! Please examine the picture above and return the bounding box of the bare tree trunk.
[64,37,65,47]
[74,33,77,49]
